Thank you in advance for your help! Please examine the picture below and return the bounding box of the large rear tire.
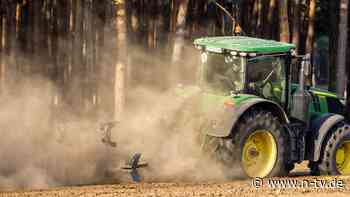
[318,123,350,175]
[234,110,290,177]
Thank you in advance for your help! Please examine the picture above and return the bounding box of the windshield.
[200,52,245,94]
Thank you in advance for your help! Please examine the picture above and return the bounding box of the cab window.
[246,56,286,104]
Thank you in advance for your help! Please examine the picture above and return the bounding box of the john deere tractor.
[185,36,350,178]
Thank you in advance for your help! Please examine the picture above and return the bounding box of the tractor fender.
[205,98,289,138]
[308,113,345,161]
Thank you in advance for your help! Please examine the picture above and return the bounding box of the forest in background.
[0,0,349,122]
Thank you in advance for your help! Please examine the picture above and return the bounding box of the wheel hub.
[242,130,277,177]
[248,147,260,158]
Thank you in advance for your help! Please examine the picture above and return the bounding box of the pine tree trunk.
[18,1,28,76]
[72,0,84,115]
[33,0,42,75]
[328,1,340,91]
[336,0,348,96]
[61,0,70,103]
[172,0,189,63]
[255,0,263,36]
[304,0,316,86]
[305,0,316,53]
[292,0,300,51]
[0,9,4,95]
[251,0,259,36]
[6,2,17,93]
[84,0,94,114]
[114,0,127,121]
[96,0,112,119]
[170,0,189,86]
[51,0,59,107]
[278,0,289,42]
[260,0,268,37]
[267,0,277,39]
[41,0,50,77]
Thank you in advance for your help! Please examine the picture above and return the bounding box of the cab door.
[246,55,288,105]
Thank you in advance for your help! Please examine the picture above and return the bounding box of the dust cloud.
[115,86,227,183]
[0,76,111,190]
[0,45,229,191]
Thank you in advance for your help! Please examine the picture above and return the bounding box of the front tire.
[234,110,290,177]
[319,123,350,175]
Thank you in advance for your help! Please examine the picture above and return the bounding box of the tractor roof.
[194,36,295,54]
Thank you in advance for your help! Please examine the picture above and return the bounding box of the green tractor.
[186,36,350,178]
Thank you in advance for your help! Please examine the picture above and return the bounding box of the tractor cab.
[195,36,294,108]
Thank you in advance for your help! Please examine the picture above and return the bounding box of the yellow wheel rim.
[336,140,350,175]
[242,130,277,177]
